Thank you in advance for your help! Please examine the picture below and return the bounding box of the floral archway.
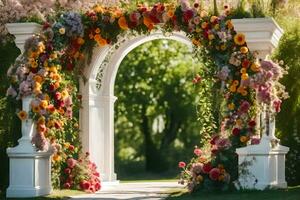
[6,0,287,195]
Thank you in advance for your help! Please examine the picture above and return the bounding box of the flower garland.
[6,0,287,192]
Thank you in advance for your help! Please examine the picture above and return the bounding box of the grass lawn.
[166,186,300,200]
[2,189,85,200]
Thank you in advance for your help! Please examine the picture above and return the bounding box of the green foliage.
[274,26,300,185]
[0,41,21,194]
[115,39,214,174]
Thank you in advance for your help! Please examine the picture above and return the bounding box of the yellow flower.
[93,5,104,13]
[43,61,48,68]
[208,34,215,40]
[37,42,45,53]
[240,136,249,143]
[220,44,226,51]
[31,61,38,68]
[50,52,58,59]
[228,103,235,110]
[17,110,27,121]
[192,38,201,46]
[240,68,247,74]
[218,175,225,181]
[39,100,48,110]
[59,27,65,35]
[251,63,260,72]
[52,154,62,162]
[240,46,248,54]
[52,74,61,82]
[196,175,203,183]
[214,24,220,30]
[234,33,246,46]
[47,120,55,128]
[49,66,57,74]
[241,73,249,80]
[195,27,201,33]
[61,90,69,99]
[32,105,40,113]
[64,142,70,148]
[118,16,128,30]
[44,94,50,101]
[229,85,236,92]
[236,119,243,126]
[210,16,218,23]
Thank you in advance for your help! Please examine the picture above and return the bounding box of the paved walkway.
[70,181,184,200]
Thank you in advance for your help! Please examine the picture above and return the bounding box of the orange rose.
[118,16,129,30]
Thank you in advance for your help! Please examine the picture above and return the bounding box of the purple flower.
[239,101,250,114]
[6,86,17,98]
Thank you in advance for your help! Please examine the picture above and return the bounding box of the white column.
[6,23,51,198]
[80,79,118,184]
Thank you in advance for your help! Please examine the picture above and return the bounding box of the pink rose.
[194,148,202,156]
[178,161,186,168]
[209,168,220,181]
[67,158,77,168]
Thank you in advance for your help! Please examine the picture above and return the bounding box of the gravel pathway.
[70,181,184,200]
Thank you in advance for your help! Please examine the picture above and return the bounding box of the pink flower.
[209,168,220,181]
[194,148,202,156]
[239,101,250,113]
[191,163,203,174]
[273,99,282,113]
[216,138,231,149]
[178,161,186,168]
[251,138,260,145]
[64,182,71,189]
[67,158,77,168]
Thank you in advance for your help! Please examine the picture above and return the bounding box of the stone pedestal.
[6,151,52,198]
[236,137,289,190]
[6,96,52,198]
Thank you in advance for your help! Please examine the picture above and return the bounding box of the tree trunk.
[141,106,165,172]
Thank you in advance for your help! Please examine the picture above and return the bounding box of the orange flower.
[95,28,101,34]
[37,116,46,125]
[241,73,249,80]
[17,110,27,121]
[93,5,104,13]
[210,16,218,23]
[229,85,236,92]
[208,34,215,40]
[167,10,174,17]
[77,37,85,45]
[143,17,154,30]
[118,16,128,30]
[32,105,40,113]
[201,22,208,29]
[232,80,239,86]
[97,37,108,47]
[234,33,246,46]
[52,154,62,162]
[192,38,201,46]
[226,20,233,29]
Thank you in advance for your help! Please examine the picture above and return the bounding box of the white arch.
[80,31,192,182]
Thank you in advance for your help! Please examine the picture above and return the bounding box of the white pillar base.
[235,137,289,190]
[6,150,52,198]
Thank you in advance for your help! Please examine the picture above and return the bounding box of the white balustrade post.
[6,23,52,198]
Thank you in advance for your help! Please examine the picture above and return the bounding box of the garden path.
[70,181,184,200]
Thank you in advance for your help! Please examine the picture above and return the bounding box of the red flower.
[242,59,250,68]
[209,168,221,181]
[64,168,71,174]
[202,162,213,174]
[95,182,101,191]
[178,161,186,168]
[80,180,90,190]
[210,135,219,145]
[68,145,75,151]
[49,84,55,92]
[183,9,194,23]
[54,121,62,129]
[232,128,240,136]
[248,120,256,127]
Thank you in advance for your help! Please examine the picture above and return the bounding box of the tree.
[114,39,204,172]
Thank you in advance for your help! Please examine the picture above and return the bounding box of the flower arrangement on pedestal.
[5,0,287,193]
